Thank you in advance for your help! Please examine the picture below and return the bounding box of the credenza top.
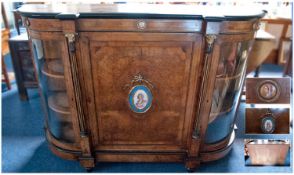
[18,4,266,21]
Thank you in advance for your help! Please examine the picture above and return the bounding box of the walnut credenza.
[19,4,266,171]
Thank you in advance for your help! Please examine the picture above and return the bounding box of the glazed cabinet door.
[202,33,255,148]
[78,32,203,151]
[29,31,81,151]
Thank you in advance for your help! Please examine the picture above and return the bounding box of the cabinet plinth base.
[46,127,235,171]
[200,130,235,162]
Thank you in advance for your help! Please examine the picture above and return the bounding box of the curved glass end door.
[205,40,253,144]
[31,38,76,144]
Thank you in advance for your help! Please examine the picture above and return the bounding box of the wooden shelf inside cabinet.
[48,92,71,115]
[208,73,242,123]
[216,72,243,80]
[210,105,234,117]
[209,106,235,124]
[41,59,64,79]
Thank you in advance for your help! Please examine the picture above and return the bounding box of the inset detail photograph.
[246,78,291,104]
[244,139,291,166]
[245,108,290,134]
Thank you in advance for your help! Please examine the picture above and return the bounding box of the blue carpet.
[1,59,293,172]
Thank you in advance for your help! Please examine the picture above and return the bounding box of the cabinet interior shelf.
[209,105,234,123]
[216,72,242,80]
[41,59,65,79]
[48,92,71,115]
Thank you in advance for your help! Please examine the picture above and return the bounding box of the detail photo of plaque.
[246,78,291,104]
[257,80,280,102]
[260,114,275,134]
[245,108,290,134]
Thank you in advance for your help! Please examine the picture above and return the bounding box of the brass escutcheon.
[137,20,147,30]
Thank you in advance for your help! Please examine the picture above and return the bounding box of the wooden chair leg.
[2,55,11,90]
[14,16,20,35]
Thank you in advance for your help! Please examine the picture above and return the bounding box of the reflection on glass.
[32,39,75,143]
[205,40,253,144]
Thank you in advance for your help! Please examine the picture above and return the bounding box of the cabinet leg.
[185,158,200,172]
[79,156,95,171]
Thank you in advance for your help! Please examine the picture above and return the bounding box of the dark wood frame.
[8,34,38,100]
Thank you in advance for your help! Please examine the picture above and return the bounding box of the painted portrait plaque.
[128,85,152,113]
[257,80,280,102]
[261,116,275,134]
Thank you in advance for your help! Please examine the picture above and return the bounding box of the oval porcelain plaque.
[128,85,152,113]
[261,116,275,134]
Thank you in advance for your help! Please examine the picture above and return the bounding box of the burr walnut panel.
[87,38,196,146]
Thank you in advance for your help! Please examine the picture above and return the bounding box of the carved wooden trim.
[200,130,235,162]
[65,33,87,133]
[45,127,80,151]
[65,31,95,169]
[193,34,217,139]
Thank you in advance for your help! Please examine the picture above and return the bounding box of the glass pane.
[205,40,253,144]
[31,39,75,143]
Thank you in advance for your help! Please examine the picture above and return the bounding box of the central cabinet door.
[79,32,201,149]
